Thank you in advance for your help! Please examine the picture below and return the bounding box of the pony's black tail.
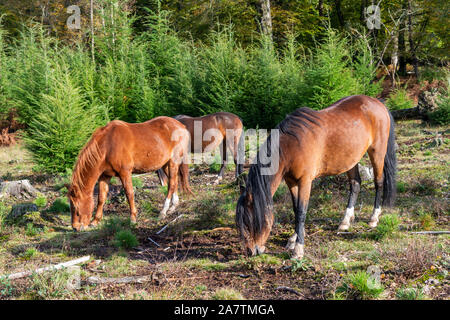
[382,111,397,207]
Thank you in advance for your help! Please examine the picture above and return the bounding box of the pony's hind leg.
[118,170,138,224]
[91,175,111,227]
[368,147,385,228]
[156,165,168,186]
[338,165,361,231]
[159,160,179,218]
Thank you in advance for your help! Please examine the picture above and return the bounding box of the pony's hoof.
[338,222,350,231]
[159,212,167,220]
[368,220,378,228]
[291,244,304,260]
[285,240,296,250]
[89,222,99,228]
[285,233,297,250]
[168,206,177,214]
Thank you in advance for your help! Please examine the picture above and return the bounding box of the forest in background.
[0,0,448,172]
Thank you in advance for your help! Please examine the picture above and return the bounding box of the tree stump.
[0,180,38,199]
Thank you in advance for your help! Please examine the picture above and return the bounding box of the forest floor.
[0,120,448,300]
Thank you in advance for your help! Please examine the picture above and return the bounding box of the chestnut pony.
[68,117,191,231]
[236,95,397,259]
[157,112,244,185]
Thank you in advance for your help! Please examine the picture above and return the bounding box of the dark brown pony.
[68,117,191,231]
[236,95,397,259]
[157,112,244,185]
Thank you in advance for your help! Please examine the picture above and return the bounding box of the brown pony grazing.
[68,117,191,231]
[236,95,397,259]
[157,112,244,185]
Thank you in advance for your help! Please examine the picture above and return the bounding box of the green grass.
[211,288,244,300]
[396,286,426,300]
[19,247,39,260]
[184,258,228,271]
[337,270,384,299]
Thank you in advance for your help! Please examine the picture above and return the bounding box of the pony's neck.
[269,162,285,198]
[72,164,102,196]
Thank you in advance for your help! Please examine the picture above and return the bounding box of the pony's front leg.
[91,175,111,227]
[338,165,361,231]
[119,170,138,224]
[214,141,227,184]
[291,179,312,260]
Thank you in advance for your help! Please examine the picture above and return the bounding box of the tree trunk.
[90,0,95,64]
[398,1,407,76]
[360,0,367,25]
[259,0,273,39]
[335,0,345,27]
[391,31,399,87]
[407,0,419,78]
[318,0,324,17]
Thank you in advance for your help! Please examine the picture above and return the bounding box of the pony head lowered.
[235,108,320,255]
[68,129,104,231]
[235,133,278,256]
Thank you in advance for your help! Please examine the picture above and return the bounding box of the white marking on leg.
[159,198,171,218]
[369,207,382,228]
[292,243,304,259]
[285,233,297,250]
[168,193,179,213]
[171,193,179,206]
[338,207,355,231]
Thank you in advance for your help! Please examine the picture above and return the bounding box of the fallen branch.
[410,231,450,235]
[156,214,184,235]
[147,237,160,247]
[87,274,209,285]
[87,275,153,285]
[275,286,302,296]
[4,256,90,280]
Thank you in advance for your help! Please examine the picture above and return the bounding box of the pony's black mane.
[236,107,321,239]
[276,107,321,142]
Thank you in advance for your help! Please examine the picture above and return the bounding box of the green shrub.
[386,88,414,111]
[428,92,450,125]
[371,214,400,240]
[34,195,47,208]
[338,270,384,299]
[101,217,134,237]
[300,29,359,110]
[47,198,70,213]
[114,230,138,249]
[24,61,107,173]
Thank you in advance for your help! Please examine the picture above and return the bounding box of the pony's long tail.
[382,111,397,207]
[179,163,193,195]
